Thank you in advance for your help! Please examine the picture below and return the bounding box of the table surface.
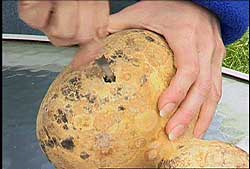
[2,41,249,169]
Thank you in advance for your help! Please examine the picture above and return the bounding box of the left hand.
[108,1,226,140]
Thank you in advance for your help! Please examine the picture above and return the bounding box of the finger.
[71,40,104,70]
[193,86,219,139]
[194,71,222,139]
[76,1,109,42]
[194,39,225,139]
[46,1,78,39]
[158,38,199,118]
[165,55,212,141]
[108,4,144,33]
[18,1,52,29]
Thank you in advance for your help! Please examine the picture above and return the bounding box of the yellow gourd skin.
[37,29,249,169]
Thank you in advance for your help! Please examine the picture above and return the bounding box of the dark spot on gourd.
[177,145,184,149]
[118,106,125,111]
[68,76,81,87]
[56,119,62,124]
[43,127,51,139]
[115,50,124,58]
[52,137,59,146]
[40,141,46,152]
[158,157,179,168]
[65,104,71,108]
[46,139,55,148]
[116,87,122,96]
[103,75,116,83]
[80,151,90,160]
[145,36,155,42]
[61,137,75,150]
[51,94,58,100]
[61,86,81,101]
[83,93,97,103]
[63,125,69,130]
[57,109,68,123]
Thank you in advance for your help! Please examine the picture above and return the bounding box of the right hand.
[18,1,110,69]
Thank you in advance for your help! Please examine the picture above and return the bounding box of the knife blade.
[95,55,116,83]
[92,36,115,83]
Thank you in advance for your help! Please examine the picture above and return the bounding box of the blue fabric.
[3,1,249,45]
[192,0,249,45]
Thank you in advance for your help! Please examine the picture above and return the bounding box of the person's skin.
[18,1,110,70]
[19,1,226,141]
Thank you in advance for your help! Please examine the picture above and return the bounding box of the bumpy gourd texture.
[37,29,249,169]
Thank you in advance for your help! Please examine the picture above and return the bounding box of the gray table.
[2,41,249,169]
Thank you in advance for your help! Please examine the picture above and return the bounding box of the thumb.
[71,40,104,70]
[108,9,143,33]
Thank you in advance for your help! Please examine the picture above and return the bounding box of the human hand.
[108,1,226,140]
[18,0,109,69]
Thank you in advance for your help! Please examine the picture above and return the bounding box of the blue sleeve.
[192,0,249,45]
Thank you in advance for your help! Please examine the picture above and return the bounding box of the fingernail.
[168,124,185,141]
[160,103,176,117]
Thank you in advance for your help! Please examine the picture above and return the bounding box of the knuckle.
[215,41,226,59]
[212,84,222,102]
[197,79,212,96]
[174,88,187,101]
[96,26,108,38]
[179,109,195,125]
[180,66,200,80]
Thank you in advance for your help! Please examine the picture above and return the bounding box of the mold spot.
[46,139,55,148]
[52,137,59,146]
[177,145,184,149]
[118,105,126,111]
[115,50,124,58]
[145,36,155,42]
[63,125,69,130]
[80,151,90,160]
[95,133,112,149]
[158,158,179,168]
[103,75,116,83]
[68,76,81,87]
[83,93,97,104]
[43,127,51,139]
[61,86,81,101]
[61,137,75,150]
[40,142,46,152]
[65,104,71,108]
[51,94,58,100]
[54,109,68,124]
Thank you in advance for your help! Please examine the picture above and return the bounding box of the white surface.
[2,34,49,41]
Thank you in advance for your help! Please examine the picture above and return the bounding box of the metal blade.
[95,55,116,83]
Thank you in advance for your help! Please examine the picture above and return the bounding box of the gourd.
[37,29,249,169]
